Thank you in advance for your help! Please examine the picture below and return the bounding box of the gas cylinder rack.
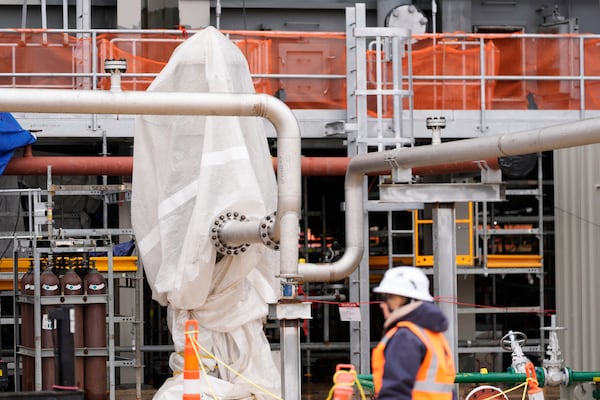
[14,233,142,400]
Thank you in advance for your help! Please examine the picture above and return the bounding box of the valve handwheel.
[500,331,528,351]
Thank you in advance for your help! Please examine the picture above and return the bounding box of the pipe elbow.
[298,246,364,282]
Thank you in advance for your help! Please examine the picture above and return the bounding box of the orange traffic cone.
[183,320,201,400]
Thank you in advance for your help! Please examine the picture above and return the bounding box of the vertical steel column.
[347,3,372,375]
[281,319,301,400]
[432,203,458,366]
[108,246,116,400]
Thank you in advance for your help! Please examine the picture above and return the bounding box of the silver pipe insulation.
[218,220,261,244]
[0,88,302,279]
[5,89,600,286]
[298,117,600,282]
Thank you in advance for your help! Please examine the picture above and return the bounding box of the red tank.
[20,265,34,391]
[40,267,60,390]
[61,268,85,389]
[83,268,107,400]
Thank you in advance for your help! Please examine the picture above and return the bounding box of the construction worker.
[371,267,456,400]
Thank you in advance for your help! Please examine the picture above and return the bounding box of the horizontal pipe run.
[217,219,262,247]
[0,87,301,279]
[4,155,134,176]
[454,371,541,384]
[569,370,600,384]
[340,369,600,386]
[300,117,600,282]
[5,154,499,176]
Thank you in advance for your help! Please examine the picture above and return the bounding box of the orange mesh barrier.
[97,33,183,90]
[365,38,499,115]
[3,30,600,110]
[0,31,94,89]
[531,36,581,109]
[584,38,600,109]
[487,36,530,110]
[225,31,347,109]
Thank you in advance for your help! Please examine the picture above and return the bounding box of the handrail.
[2,29,600,113]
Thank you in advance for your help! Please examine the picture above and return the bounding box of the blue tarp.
[0,112,37,175]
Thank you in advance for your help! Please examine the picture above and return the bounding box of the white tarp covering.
[131,26,281,400]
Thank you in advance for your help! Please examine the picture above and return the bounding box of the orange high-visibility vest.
[372,321,455,400]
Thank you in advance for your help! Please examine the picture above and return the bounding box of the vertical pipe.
[135,260,143,399]
[432,203,458,367]
[63,0,69,29]
[479,37,486,133]
[107,250,115,400]
[41,0,48,43]
[21,0,28,29]
[537,153,545,357]
[281,319,301,400]
[579,36,585,119]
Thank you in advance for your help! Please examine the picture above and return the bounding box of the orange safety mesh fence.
[366,38,500,115]
[0,31,94,89]
[583,38,600,109]
[530,35,581,109]
[97,33,184,91]
[486,35,531,110]
[225,30,347,109]
[3,30,600,110]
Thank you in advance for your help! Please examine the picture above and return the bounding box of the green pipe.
[567,369,600,384]
[357,368,545,385]
[356,369,600,387]
[455,370,543,384]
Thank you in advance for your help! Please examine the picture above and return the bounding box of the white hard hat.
[373,267,433,302]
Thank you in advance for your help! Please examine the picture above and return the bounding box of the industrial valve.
[104,59,127,92]
[541,318,568,387]
[501,330,529,373]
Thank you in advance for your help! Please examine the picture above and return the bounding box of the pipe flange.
[210,211,250,256]
[259,212,279,251]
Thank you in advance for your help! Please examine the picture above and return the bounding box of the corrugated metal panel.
[554,144,600,370]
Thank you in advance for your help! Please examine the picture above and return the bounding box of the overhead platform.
[2,29,600,141]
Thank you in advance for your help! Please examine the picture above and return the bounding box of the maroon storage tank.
[61,268,85,389]
[40,267,60,390]
[20,265,34,391]
[83,267,107,400]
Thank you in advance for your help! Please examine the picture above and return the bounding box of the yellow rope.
[189,333,284,400]
[324,367,366,400]
[353,374,367,400]
[472,381,529,400]
[186,330,220,400]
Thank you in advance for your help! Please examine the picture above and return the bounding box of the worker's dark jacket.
[372,301,457,400]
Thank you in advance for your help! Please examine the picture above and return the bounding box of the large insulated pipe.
[0,88,302,280]
[298,117,600,281]
[5,153,499,176]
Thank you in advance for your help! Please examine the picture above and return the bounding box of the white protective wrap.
[131,27,281,400]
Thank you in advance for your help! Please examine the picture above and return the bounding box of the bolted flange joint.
[259,211,279,251]
[210,211,250,256]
